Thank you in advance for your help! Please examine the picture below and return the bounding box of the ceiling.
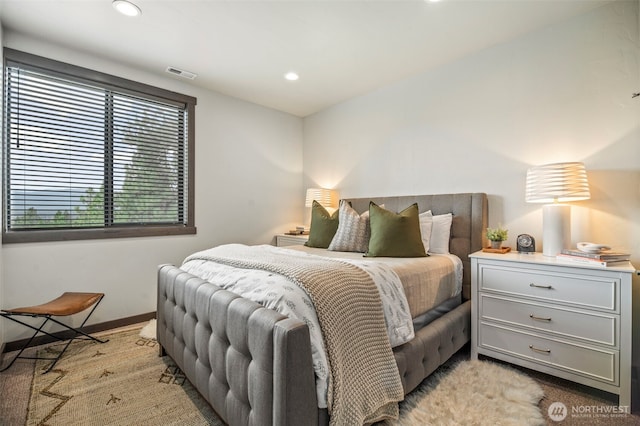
[0,0,612,117]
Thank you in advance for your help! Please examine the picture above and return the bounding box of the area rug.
[27,328,224,426]
[27,327,544,425]
[397,359,545,425]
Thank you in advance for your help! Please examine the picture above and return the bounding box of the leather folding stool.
[0,292,107,373]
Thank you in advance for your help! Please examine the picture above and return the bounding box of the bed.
[157,192,488,426]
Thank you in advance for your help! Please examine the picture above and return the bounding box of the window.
[3,49,196,243]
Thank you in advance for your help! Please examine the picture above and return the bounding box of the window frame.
[2,48,197,243]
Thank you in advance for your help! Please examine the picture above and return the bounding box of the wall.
[1,33,304,342]
[304,0,640,406]
[0,23,4,352]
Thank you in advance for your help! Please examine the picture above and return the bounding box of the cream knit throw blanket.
[184,244,404,425]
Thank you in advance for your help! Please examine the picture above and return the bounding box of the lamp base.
[542,204,571,257]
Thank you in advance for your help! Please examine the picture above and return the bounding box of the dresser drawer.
[479,264,618,311]
[480,294,617,346]
[479,323,618,385]
[275,234,308,247]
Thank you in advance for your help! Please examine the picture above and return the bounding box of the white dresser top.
[469,250,637,274]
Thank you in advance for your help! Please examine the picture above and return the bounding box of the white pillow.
[418,210,434,253]
[430,212,453,254]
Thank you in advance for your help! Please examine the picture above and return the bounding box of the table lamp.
[304,188,339,227]
[525,162,590,256]
[305,188,338,209]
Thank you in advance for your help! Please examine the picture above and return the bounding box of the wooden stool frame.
[0,293,108,373]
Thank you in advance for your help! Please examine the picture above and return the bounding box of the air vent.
[166,66,197,80]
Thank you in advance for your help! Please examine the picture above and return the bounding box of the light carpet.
[27,326,545,425]
[27,328,223,426]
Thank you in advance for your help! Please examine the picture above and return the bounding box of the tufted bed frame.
[157,192,488,425]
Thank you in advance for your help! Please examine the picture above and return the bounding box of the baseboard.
[2,311,156,353]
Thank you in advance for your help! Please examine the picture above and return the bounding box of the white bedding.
[180,244,462,409]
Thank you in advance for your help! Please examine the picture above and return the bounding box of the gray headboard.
[343,193,488,300]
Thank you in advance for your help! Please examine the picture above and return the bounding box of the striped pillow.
[328,200,371,253]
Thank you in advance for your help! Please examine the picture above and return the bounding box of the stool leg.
[0,313,68,341]
[42,335,73,373]
[47,317,109,344]
[0,316,53,372]
[41,295,108,373]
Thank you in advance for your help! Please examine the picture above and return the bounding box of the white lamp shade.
[525,162,590,203]
[305,188,338,208]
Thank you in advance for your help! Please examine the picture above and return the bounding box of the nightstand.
[470,251,635,407]
[275,234,308,247]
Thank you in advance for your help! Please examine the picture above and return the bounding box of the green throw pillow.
[365,202,427,257]
[305,200,339,248]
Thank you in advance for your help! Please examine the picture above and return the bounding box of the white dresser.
[470,251,635,407]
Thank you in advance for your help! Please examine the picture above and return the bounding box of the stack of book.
[556,248,631,267]
[286,226,309,235]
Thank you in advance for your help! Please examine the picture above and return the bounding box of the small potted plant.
[486,226,508,249]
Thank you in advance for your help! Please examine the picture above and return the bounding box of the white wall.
[305,0,638,258]
[1,33,304,341]
[304,0,640,405]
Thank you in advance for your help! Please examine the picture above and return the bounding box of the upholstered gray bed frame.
[157,192,488,426]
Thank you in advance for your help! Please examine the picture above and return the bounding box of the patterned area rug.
[27,328,224,426]
[27,327,544,425]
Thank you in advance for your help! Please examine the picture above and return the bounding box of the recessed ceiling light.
[113,0,142,17]
[284,72,299,81]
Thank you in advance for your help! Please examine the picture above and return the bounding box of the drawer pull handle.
[529,314,552,322]
[529,345,551,354]
[529,283,553,289]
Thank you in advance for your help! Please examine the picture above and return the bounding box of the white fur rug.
[139,319,157,340]
[398,359,545,426]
